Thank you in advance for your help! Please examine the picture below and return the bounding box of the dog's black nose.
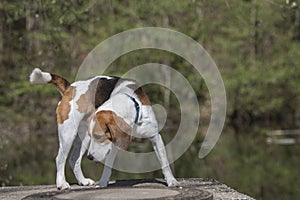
[87,154,94,160]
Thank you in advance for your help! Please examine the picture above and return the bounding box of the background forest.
[0,0,300,199]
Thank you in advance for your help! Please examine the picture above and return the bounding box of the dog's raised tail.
[29,68,70,95]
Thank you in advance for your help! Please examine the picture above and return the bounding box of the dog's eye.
[93,134,102,140]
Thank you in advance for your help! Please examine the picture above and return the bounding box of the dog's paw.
[79,178,95,186]
[167,178,180,187]
[57,181,71,190]
[95,180,108,188]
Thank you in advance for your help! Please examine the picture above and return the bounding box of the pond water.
[191,125,300,200]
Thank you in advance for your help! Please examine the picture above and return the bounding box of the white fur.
[71,76,113,110]
[88,93,179,187]
[55,76,115,190]
[29,68,52,84]
[32,72,178,189]
[96,94,157,138]
[56,102,88,190]
[110,80,136,96]
[98,94,141,127]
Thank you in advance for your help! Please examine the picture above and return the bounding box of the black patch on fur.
[90,76,120,108]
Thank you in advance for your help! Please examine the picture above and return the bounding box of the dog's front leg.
[97,146,118,188]
[150,134,179,187]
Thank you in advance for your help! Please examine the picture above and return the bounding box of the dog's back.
[30,68,150,111]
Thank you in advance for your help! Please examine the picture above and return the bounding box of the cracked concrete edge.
[179,179,255,200]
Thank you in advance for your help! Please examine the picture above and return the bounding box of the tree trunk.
[250,0,258,66]
[0,9,4,62]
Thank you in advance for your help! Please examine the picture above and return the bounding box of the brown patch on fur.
[76,77,120,113]
[50,73,70,96]
[95,110,132,150]
[56,86,75,124]
[91,116,111,144]
[76,91,94,114]
[127,84,151,105]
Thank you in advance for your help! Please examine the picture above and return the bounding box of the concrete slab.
[0,178,254,200]
[55,188,180,200]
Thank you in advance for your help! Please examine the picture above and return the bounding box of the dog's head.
[87,110,132,162]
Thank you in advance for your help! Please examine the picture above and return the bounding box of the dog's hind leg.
[96,145,118,188]
[150,134,179,187]
[69,119,95,186]
[56,121,77,190]
[55,103,85,190]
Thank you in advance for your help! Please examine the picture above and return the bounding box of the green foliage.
[0,0,300,199]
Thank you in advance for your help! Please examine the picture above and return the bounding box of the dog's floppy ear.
[97,111,132,150]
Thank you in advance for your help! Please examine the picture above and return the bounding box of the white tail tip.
[29,68,52,84]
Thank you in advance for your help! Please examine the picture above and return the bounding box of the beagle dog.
[29,68,178,190]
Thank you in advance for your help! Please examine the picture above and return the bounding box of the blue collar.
[124,93,140,124]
